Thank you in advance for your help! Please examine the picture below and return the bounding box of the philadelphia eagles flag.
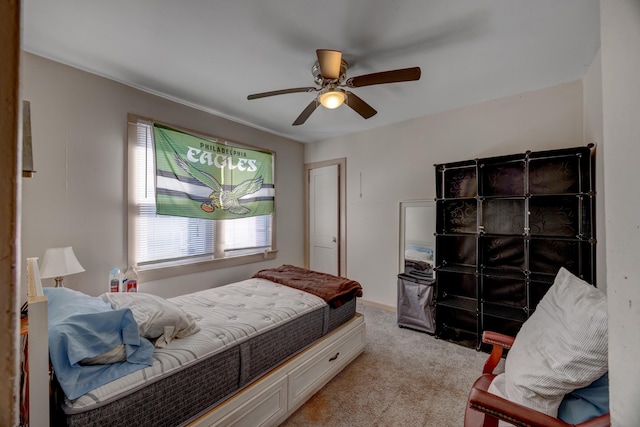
[153,124,274,220]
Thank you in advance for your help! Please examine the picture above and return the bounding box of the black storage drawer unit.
[434,145,596,350]
[397,274,436,334]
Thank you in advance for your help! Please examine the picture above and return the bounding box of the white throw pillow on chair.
[488,267,608,419]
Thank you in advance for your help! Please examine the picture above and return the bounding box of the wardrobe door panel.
[436,235,476,267]
[479,236,525,272]
[481,275,526,308]
[529,196,585,238]
[481,199,526,235]
[479,158,525,197]
[529,239,592,282]
[438,199,477,234]
[440,164,477,199]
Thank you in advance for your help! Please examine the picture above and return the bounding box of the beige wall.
[601,1,640,425]
[305,80,589,306]
[20,53,306,300]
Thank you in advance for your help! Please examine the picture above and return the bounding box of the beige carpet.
[280,302,496,427]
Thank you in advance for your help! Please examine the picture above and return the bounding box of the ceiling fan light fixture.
[318,89,346,109]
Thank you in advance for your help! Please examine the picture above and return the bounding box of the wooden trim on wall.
[0,1,22,425]
[304,158,347,277]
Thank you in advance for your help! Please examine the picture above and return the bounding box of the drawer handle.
[328,352,340,362]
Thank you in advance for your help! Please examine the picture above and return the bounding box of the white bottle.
[124,266,139,292]
[109,267,122,292]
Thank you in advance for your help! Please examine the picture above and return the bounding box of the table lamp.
[40,246,85,287]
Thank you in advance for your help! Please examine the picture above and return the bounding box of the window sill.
[136,250,278,283]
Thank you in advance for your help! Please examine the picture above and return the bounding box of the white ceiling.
[22,0,600,143]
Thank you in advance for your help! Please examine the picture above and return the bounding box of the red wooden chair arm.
[468,387,610,427]
[481,331,515,374]
[466,331,610,427]
[482,331,515,349]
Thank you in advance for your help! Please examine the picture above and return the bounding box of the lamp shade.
[40,246,85,279]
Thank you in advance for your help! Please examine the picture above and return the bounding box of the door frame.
[304,158,347,276]
[1,1,21,424]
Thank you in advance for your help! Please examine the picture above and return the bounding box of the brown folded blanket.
[252,265,363,308]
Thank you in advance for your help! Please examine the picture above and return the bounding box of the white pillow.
[80,344,126,365]
[491,267,608,418]
[101,292,200,348]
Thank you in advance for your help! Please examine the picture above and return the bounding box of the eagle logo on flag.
[175,155,263,215]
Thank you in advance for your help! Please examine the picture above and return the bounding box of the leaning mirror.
[399,200,436,277]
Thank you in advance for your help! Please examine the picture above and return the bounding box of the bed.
[42,265,365,427]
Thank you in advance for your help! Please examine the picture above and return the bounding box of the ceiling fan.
[247,49,421,126]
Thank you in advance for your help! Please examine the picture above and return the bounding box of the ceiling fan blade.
[316,49,342,80]
[345,91,377,119]
[292,99,319,126]
[346,67,421,88]
[247,87,318,100]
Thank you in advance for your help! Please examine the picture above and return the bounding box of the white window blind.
[130,119,273,268]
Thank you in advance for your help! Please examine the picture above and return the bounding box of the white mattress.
[63,278,326,412]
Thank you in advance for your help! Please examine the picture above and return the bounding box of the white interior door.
[309,164,339,275]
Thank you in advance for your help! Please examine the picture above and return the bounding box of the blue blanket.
[558,373,609,424]
[44,288,154,400]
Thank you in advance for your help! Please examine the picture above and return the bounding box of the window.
[128,116,276,280]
